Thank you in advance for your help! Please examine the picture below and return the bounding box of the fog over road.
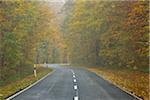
[12,64,137,100]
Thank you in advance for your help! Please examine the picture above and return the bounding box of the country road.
[11,64,137,100]
[1,0,148,100]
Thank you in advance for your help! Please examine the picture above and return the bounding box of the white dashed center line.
[73,75,76,78]
[74,96,79,100]
[71,69,79,100]
[74,85,78,90]
[73,79,77,83]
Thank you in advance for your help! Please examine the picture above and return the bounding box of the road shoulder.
[87,67,148,100]
[0,67,53,100]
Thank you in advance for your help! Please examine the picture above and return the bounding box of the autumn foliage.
[88,67,149,100]
[63,0,149,71]
[0,1,63,86]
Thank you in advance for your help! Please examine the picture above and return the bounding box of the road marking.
[92,71,142,100]
[74,85,78,90]
[73,79,77,83]
[71,69,79,100]
[73,74,76,78]
[74,96,79,100]
[6,70,55,100]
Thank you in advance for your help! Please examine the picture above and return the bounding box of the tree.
[63,0,149,70]
[0,0,64,86]
[125,1,149,68]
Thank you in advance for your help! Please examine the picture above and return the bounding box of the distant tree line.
[63,0,149,70]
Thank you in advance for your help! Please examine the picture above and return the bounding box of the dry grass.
[88,67,149,100]
[0,67,52,100]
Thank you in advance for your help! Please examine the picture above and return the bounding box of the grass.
[0,66,52,100]
[88,67,149,100]
[0,66,33,87]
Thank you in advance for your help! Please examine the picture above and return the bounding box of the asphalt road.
[12,64,137,100]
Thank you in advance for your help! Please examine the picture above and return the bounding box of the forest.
[0,0,149,99]
[63,0,149,71]
[0,0,64,86]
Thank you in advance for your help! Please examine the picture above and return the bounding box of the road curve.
[12,64,137,100]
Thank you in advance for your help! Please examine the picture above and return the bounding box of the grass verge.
[0,66,52,100]
[88,67,149,100]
